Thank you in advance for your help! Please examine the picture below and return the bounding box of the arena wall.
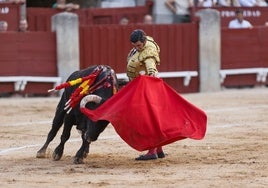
[1,4,268,96]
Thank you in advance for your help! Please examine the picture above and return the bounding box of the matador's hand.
[149,73,158,77]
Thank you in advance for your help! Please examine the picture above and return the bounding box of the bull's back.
[56,65,118,115]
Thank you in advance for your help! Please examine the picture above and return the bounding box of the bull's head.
[80,95,108,142]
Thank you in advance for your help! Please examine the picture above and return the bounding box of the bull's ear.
[80,95,102,108]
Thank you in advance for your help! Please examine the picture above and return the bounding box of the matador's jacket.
[126,36,160,80]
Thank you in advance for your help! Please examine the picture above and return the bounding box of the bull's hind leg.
[73,133,90,164]
[52,119,73,161]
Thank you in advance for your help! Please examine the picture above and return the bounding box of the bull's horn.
[80,94,102,108]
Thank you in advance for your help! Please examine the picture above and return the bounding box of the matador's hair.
[130,29,146,43]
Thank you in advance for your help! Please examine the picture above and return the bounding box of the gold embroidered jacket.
[127,36,160,80]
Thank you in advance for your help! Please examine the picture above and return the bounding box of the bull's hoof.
[36,151,46,158]
[53,146,64,161]
[52,151,62,161]
[52,153,61,161]
[73,157,84,164]
[83,152,88,158]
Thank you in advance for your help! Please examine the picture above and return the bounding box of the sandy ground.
[0,87,267,188]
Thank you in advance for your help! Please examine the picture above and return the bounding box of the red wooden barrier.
[222,28,262,69]
[0,32,57,76]
[0,32,57,95]
[1,22,268,96]
[0,3,21,31]
[221,27,268,87]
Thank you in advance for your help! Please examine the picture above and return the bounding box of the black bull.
[36,65,119,164]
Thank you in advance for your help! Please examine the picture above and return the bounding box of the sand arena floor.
[0,88,267,188]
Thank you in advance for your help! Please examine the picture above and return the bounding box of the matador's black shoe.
[157,151,165,158]
[135,153,157,161]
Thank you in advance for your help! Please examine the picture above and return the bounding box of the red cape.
[81,76,207,151]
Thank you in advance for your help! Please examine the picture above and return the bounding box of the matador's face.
[132,40,146,52]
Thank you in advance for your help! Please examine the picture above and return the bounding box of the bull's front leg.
[37,105,65,158]
[36,123,62,158]
[52,121,73,161]
[73,132,90,164]
[84,119,95,142]
[84,119,107,142]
